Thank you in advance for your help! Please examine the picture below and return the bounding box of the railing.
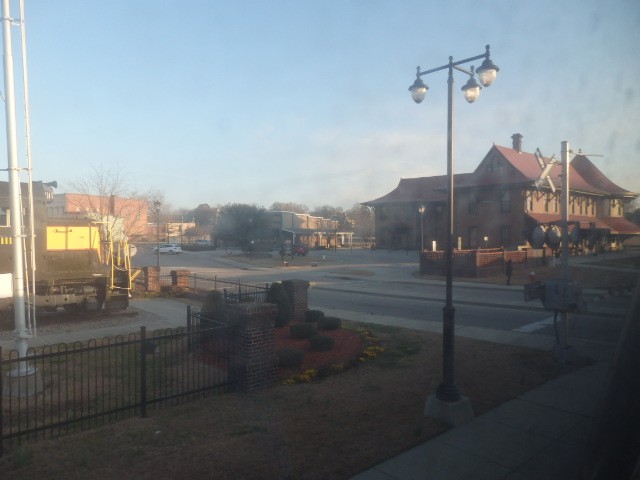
[133,271,269,303]
[1,310,233,455]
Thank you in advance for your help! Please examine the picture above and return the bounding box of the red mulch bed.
[275,322,364,379]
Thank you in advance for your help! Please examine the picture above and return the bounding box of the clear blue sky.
[3,0,639,211]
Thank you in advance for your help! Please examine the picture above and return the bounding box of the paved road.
[131,245,633,352]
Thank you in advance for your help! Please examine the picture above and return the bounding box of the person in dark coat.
[505,259,513,285]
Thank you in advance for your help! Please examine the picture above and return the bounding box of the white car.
[153,243,182,254]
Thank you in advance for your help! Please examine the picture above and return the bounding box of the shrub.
[304,309,325,323]
[266,282,292,327]
[309,335,335,352]
[202,290,225,317]
[200,290,228,340]
[277,348,305,368]
[318,316,341,331]
[290,323,317,339]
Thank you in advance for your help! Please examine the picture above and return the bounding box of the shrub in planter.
[304,309,325,323]
[290,323,317,339]
[277,348,305,368]
[266,282,293,327]
[318,316,341,331]
[309,335,335,352]
[200,290,228,340]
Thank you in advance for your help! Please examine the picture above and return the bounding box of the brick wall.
[226,302,278,392]
[143,266,161,293]
[282,280,310,322]
[170,270,191,288]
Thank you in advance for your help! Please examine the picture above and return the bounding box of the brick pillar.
[170,270,191,288]
[282,279,310,322]
[144,266,161,293]
[227,302,278,392]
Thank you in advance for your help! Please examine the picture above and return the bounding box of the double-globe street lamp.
[409,45,499,424]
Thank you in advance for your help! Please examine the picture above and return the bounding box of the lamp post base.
[425,393,474,426]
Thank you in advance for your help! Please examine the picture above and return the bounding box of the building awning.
[525,213,640,234]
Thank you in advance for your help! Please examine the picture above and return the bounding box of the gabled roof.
[363,173,474,206]
[486,146,635,197]
[364,142,637,206]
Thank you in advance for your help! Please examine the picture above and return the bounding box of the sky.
[2,0,639,212]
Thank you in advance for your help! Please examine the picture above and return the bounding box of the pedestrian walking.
[505,259,513,285]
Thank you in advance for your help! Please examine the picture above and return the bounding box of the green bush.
[304,309,325,323]
[309,335,335,352]
[318,316,341,331]
[290,323,317,339]
[266,282,292,327]
[277,348,305,368]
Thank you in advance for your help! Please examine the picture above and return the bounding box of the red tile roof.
[491,146,635,196]
[364,142,638,205]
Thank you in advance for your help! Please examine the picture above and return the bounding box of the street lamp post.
[418,205,426,252]
[154,200,161,270]
[409,45,499,425]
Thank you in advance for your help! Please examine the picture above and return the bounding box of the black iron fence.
[133,272,269,303]
[0,308,233,455]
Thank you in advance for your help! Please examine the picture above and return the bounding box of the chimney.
[511,133,523,153]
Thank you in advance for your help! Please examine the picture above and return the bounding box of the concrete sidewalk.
[0,298,192,351]
[342,306,629,479]
[350,361,609,479]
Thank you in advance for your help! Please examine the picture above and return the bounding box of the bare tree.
[346,203,375,246]
[269,201,309,214]
[65,165,147,242]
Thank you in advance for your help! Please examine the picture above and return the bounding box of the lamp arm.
[416,51,487,78]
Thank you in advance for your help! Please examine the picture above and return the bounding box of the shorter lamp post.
[418,205,426,252]
[154,200,161,270]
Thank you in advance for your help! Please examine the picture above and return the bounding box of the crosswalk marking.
[513,316,554,333]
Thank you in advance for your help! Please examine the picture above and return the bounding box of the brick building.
[269,211,353,249]
[48,193,149,241]
[364,134,640,251]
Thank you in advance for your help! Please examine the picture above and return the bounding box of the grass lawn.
[0,320,591,480]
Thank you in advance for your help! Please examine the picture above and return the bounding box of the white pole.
[19,0,37,335]
[2,0,29,363]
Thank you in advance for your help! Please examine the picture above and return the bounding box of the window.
[500,225,512,248]
[0,208,8,227]
[486,156,503,172]
[468,193,478,214]
[544,194,550,212]
[500,190,511,213]
[468,226,478,249]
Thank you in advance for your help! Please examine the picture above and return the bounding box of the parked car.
[153,243,182,254]
[292,244,309,256]
[195,239,209,247]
